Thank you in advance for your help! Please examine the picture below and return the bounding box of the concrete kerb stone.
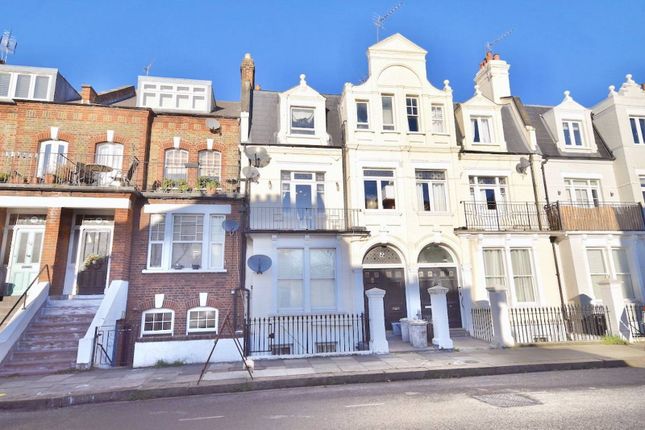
[0,358,628,411]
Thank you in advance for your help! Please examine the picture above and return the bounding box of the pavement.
[1,336,644,411]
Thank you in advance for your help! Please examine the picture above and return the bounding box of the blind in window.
[33,76,49,99]
[15,74,31,98]
[0,73,10,97]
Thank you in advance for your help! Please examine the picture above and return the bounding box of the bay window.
[630,117,645,144]
[562,120,583,147]
[471,116,492,143]
[363,169,396,210]
[415,170,447,212]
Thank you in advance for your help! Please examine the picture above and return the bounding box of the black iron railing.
[249,207,364,232]
[91,320,135,368]
[471,306,494,342]
[0,265,50,327]
[625,302,645,340]
[246,313,369,356]
[546,202,645,231]
[509,305,610,344]
[462,201,552,231]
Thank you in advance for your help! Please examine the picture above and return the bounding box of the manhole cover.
[471,393,540,408]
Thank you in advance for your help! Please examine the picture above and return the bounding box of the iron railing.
[249,207,364,232]
[470,306,494,342]
[625,302,645,341]
[0,265,50,327]
[546,202,645,231]
[509,305,610,344]
[462,201,552,232]
[246,313,369,356]
[91,320,135,368]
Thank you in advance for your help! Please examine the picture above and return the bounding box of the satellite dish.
[244,146,271,168]
[247,254,272,274]
[515,157,530,174]
[206,118,221,133]
[242,166,260,182]
[222,219,240,234]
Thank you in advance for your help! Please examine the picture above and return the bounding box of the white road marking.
[345,402,385,408]
[178,415,224,422]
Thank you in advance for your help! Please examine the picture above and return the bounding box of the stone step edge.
[0,358,628,411]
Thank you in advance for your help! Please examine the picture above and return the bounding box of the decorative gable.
[277,74,330,145]
[543,90,596,153]
[455,85,507,151]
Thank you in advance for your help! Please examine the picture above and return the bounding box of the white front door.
[7,228,44,295]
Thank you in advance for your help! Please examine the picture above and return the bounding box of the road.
[2,367,645,429]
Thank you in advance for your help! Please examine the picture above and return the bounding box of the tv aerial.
[143,59,154,76]
[0,31,17,64]
[485,29,513,53]
[242,166,260,182]
[373,1,404,42]
[247,254,272,275]
[244,146,271,168]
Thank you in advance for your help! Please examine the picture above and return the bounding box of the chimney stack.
[474,52,511,103]
[240,53,255,113]
[81,84,98,104]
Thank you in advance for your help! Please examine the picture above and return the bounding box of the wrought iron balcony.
[249,207,365,232]
[462,201,552,232]
[546,202,645,231]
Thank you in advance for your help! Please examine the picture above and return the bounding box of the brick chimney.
[80,84,98,104]
[474,52,511,103]
[240,53,255,113]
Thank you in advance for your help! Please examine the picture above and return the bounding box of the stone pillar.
[365,288,388,354]
[487,287,515,348]
[109,206,134,284]
[400,318,410,342]
[428,286,453,349]
[597,279,628,338]
[409,320,428,348]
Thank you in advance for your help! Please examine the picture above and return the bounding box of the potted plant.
[176,179,191,193]
[0,172,9,183]
[161,178,176,192]
[198,176,219,195]
[83,254,102,269]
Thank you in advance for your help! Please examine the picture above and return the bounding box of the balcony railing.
[547,202,645,231]
[249,207,364,232]
[462,201,552,231]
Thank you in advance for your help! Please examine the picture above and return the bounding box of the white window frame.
[171,214,204,270]
[37,140,68,178]
[186,306,219,334]
[469,176,507,208]
[406,96,420,132]
[356,100,370,129]
[363,169,396,210]
[640,175,645,203]
[139,81,209,112]
[482,247,539,305]
[280,170,325,208]
[290,106,315,135]
[564,178,601,206]
[147,214,165,269]
[0,72,51,101]
[164,149,189,181]
[585,247,635,300]
[198,150,222,181]
[562,120,584,147]
[470,116,493,144]
[415,169,448,213]
[431,104,446,134]
[141,308,175,336]
[381,94,395,131]
[145,212,226,272]
[629,116,645,144]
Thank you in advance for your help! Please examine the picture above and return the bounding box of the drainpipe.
[528,153,542,229]
[540,158,551,205]
[550,236,566,308]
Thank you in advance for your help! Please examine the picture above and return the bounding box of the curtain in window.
[511,249,536,302]
[432,182,447,212]
[480,119,491,142]
[483,249,506,288]
[291,109,314,129]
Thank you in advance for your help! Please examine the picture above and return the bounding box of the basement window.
[141,309,174,336]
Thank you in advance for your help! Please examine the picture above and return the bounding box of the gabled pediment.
[368,33,427,55]
[461,86,498,107]
[281,74,325,101]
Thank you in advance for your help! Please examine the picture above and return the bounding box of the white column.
[365,288,389,354]
[486,287,515,348]
[597,279,628,339]
[428,286,453,349]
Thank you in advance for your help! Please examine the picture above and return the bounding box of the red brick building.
[0,60,249,372]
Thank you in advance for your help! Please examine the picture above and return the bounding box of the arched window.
[198,150,221,180]
[141,308,174,336]
[95,142,124,185]
[418,244,453,265]
[186,306,219,334]
[164,149,188,181]
[363,245,401,265]
[37,140,68,177]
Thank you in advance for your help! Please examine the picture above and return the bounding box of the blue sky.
[3,0,645,106]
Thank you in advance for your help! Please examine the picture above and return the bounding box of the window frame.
[163,148,189,182]
[37,140,68,178]
[356,100,370,130]
[198,150,222,181]
[431,104,446,134]
[482,247,539,305]
[629,116,645,144]
[564,178,601,206]
[415,169,448,213]
[171,214,204,270]
[141,308,175,336]
[363,169,396,211]
[586,247,635,300]
[470,116,493,144]
[280,170,325,209]
[562,119,584,147]
[405,96,420,132]
[290,106,315,135]
[186,306,219,334]
[469,175,507,209]
[640,175,645,203]
[381,94,395,131]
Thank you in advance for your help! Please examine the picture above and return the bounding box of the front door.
[75,228,112,295]
[418,267,462,328]
[7,228,44,295]
[363,268,407,330]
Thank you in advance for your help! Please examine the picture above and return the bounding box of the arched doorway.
[362,245,406,330]
[417,244,462,328]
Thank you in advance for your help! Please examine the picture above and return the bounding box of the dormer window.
[381,95,395,131]
[290,107,315,135]
[562,120,583,147]
[0,72,50,100]
[406,96,420,132]
[356,101,369,129]
[629,117,645,144]
[471,116,492,143]
[137,77,212,113]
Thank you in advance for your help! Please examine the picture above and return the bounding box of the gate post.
[597,279,628,339]
[486,287,515,348]
[365,288,389,354]
[428,286,453,349]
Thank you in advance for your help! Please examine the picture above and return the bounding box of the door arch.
[417,244,462,328]
[362,245,406,330]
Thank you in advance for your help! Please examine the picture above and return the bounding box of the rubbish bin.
[400,318,410,342]
[392,322,402,336]
[409,320,428,348]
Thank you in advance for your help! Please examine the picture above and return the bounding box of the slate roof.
[248,90,343,147]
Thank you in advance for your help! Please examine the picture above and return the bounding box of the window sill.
[471,141,499,146]
[431,132,450,136]
[417,211,451,216]
[356,128,374,133]
[142,268,227,274]
[561,145,592,151]
[406,131,426,136]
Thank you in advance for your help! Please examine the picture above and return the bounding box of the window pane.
[587,249,606,273]
[432,182,447,211]
[34,76,49,99]
[15,74,31,98]
[278,280,304,309]
[171,243,202,268]
[431,105,445,133]
[356,101,368,128]
[563,122,572,145]
[150,243,163,267]
[381,180,396,209]
[472,118,480,142]
[310,249,335,278]
[572,122,582,145]
[417,182,430,211]
[149,214,165,241]
[480,118,491,142]
[311,279,335,308]
[364,180,378,209]
[210,243,223,269]
[381,96,394,129]
[511,249,535,302]
[278,249,304,278]
[406,97,419,132]
[173,215,203,240]
[164,149,188,180]
[630,118,640,143]
[291,108,314,133]
[483,249,506,288]
[198,151,221,179]
[0,73,9,97]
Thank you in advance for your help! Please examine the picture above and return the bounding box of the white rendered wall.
[132,338,243,367]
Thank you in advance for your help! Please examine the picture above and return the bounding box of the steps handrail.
[0,265,50,327]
